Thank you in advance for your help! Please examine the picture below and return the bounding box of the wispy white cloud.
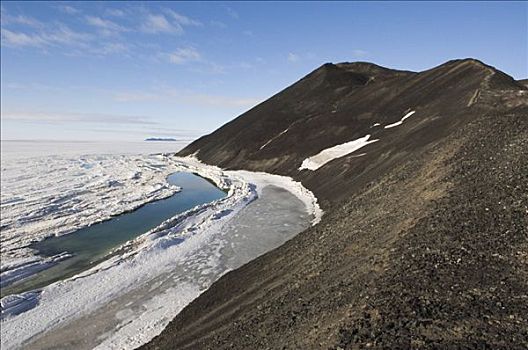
[86,127,202,139]
[43,25,92,46]
[1,28,47,47]
[238,62,253,70]
[3,82,55,93]
[105,8,126,17]
[1,15,133,57]
[2,111,158,125]
[1,6,203,61]
[86,16,129,35]
[179,93,261,108]
[1,22,92,49]
[113,92,159,102]
[167,47,201,64]
[140,9,202,35]
[1,14,42,28]
[225,6,239,19]
[286,52,319,63]
[141,13,183,34]
[92,42,130,56]
[57,5,80,15]
[209,20,227,29]
[113,88,261,108]
[187,61,226,75]
[351,49,368,57]
[287,52,300,63]
[165,9,202,27]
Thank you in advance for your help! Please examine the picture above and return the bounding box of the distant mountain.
[143,59,528,349]
[144,137,178,141]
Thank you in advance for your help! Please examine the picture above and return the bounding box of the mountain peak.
[336,61,413,79]
[309,61,413,87]
[179,58,525,175]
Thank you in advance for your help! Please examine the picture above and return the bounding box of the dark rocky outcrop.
[142,59,528,349]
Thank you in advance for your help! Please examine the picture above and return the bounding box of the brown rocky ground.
[141,59,527,349]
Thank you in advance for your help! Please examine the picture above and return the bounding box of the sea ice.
[1,152,182,287]
[0,155,322,350]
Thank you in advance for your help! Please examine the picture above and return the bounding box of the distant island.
[145,138,178,142]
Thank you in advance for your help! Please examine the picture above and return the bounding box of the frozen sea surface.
[1,140,188,287]
[0,142,322,349]
[2,172,226,297]
[21,185,309,350]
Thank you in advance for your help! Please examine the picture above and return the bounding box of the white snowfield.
[0,155,322,350]
[1,153,183,287]
[384,110,416,128]
[299,134,378,171]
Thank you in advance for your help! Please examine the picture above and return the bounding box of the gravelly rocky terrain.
[141,59,527,349]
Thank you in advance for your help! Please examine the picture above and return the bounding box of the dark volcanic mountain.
[143,59,528,349]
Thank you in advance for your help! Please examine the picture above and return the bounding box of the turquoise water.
[2,172,226,297]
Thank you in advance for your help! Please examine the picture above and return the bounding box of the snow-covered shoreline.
[1,155,322,349]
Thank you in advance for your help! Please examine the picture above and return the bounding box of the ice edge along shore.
[0,155,322,350]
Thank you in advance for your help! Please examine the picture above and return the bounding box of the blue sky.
[1,1,526,141]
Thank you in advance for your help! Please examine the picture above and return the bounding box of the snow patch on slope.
[259,127,290,150]
[299,134,378,171]
[384,110,416,128]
